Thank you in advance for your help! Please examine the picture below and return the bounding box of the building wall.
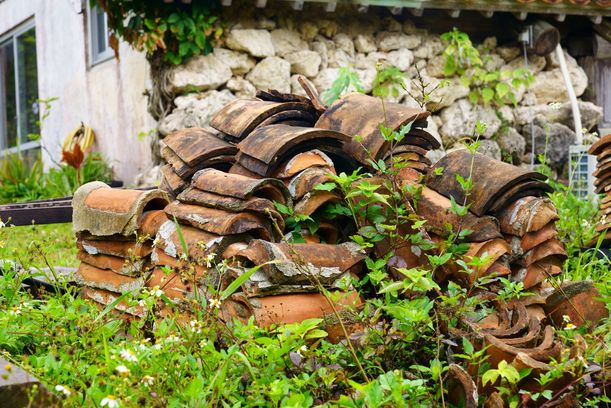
[0,0,156,185]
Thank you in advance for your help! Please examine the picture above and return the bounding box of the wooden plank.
[0,205,73,226]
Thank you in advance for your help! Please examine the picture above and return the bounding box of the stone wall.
[155,2,602,182]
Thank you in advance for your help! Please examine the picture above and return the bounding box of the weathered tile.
[165,201,276,241]
[192,168,291,207]
[496,197,560,236]
[80,286,146,317]
[77,250,146,276]
[163,127,238,167]
[76,238,153,258]
[314,93,431,165]
[72,182,168,237]
[75,262,144,294]
[270,149,335,179]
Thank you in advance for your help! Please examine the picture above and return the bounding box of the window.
[90,5,114,64]
[570,145,596,198]
[0,20,39,153]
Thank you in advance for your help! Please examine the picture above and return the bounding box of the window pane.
[96,7,107,54]
[16,27,39,144]
[0,39,17,149]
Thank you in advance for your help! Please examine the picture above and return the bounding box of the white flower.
[119,349,138,362]
[142,375,154,386]
[55,385,71,396]
[206,253,215,268]
[138,299,146,307]
[592,131,599,138]
[565,323,576,330]
[208,298,221,309]
[138,339,150,351]
[563,315,571,323]
[577,355,588,368]
[549,102,561,111]
[150,286,162,298]
[154,341,162,350]
[189,320,202,334]
[167,334,181,343]
[115,365,130,376]
[152,237,160,247]
[200,340,208,347]
[582,128,588,136]
[297,345,308,356]
[9,306,21,316]
[101,395,119,407]
[0,241,5,249]
[0,220,5,228]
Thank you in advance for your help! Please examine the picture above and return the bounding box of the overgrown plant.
[441,28,534,106]
[91,0,224,65]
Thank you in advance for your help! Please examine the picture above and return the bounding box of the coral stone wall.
[155,1,601,182]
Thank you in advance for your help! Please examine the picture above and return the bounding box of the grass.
[1,222,78,268]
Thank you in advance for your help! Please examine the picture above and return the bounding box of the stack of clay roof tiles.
[72,184,169,317]
[71,77,607,399]
[587,134,611,247]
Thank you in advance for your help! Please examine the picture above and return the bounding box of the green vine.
[91,0,224,65]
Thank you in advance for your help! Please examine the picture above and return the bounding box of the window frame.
[89,4,114,66]
[0,18,39,156]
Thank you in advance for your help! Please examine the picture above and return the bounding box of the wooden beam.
[255,0,267,7]
[324,2,336,12]
[554,14,566,22]
[388,6,402,15]
[479,10,494,18]
[446,9,460,18]
[591,15,603,24]
[594,19,611,44]
[357,4,369,13]
[409,8,424,17]
[289,1,303,10]
[513,11,528,21]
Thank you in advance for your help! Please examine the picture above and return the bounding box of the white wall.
[0,0,156,185]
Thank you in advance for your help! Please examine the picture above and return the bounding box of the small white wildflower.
[179,253,188,261]
[563,315,571,323]
[152,237,160,247]
[205,253,215,268]
[138,299,146,307]
[581,220,590,227]
[189,320,202,334]
[0,241,5,249]
[151,286,162,298]
[200,340,208,347]
[577,355,588,367]
[119,349,138,362]
[582,128,588,136]
[55,385,71,396]
[592,131,599,138]
[549,102,561,111]
[142,375,154,386]
[138,339,150,351]
[297,345,308,356]
[115,365,130,376]
[0,220,5,228]
[167,334,181,342]
[9,306,21,316]
[565,323,576,330]
[208,298,221,309]
[100,395,119,408]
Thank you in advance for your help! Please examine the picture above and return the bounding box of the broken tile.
[75,262,144,294]
[163,127,238,167]
[77,250,146,276]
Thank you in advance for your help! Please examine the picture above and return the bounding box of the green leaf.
[313,182,336,191]
[508,92,517,107]
[469,91,479,104]
[462,337,474,355]
[179,41,191,56]
[220,261,281,300]
[496,82,509,98]
[168,13,181,24]
[481,369,500,386]
[184,17,196,32]
[460,75,470,87]
[511,78,522,89]
[378,281,405,294]
[481,87,494,103]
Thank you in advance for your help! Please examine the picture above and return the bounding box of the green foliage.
[91,0,223,65]
[0,151,45,204]
[44,153,113,198]
[323,66,364,105]
[441,29,534,106]
[372,67,408,99]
